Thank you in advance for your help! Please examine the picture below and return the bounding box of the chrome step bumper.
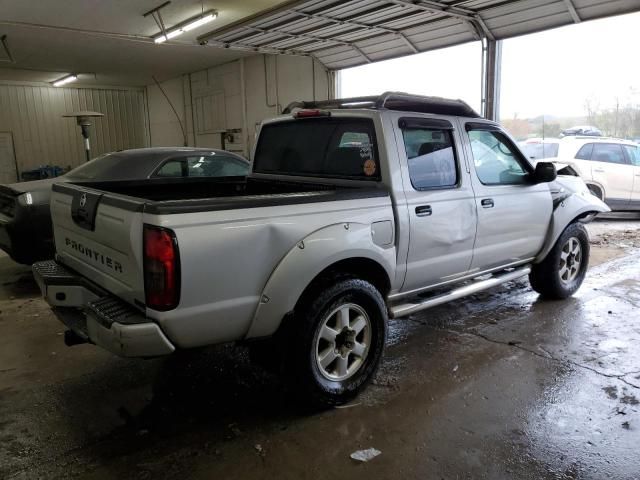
[389,266,531,319]
[33,260,175,358]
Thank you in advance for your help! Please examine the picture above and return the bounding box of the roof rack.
[282,91,481,118]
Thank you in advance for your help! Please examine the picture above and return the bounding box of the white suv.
[551,137,640,211]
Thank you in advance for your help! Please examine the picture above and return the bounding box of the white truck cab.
[34,92,609,406]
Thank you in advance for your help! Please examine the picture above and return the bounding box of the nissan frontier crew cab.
[34,93,609,406]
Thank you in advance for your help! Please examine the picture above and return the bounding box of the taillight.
[144,225,180,311]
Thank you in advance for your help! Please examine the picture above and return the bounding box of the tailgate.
[50,183,146,309]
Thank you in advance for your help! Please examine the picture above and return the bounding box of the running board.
[389,266,532,319]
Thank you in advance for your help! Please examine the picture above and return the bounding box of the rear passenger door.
[462,122,552,273]
[396,116,477,293]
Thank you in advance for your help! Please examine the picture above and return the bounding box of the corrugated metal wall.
[0,83,147,176]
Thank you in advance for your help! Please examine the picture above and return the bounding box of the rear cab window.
[253,117,379,180]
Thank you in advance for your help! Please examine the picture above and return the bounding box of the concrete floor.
[1,216,640,480]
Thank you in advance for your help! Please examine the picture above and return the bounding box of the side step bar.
[389,266,532,319]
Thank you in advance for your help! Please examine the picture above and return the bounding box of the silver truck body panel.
[51,191,145,308]
[148,196,394,347]
[535,175,609,262]
[40,104,610,358]
[389,112,478,290]
[246,221,396,339]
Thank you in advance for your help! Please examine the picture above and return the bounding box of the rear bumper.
[33,260,175,357]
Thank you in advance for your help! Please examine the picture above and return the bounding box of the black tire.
[286,278,387,407]
[529,222,590,299]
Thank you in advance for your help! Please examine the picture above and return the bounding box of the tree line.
[502,93,640,141]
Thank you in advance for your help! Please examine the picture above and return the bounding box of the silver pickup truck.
[34,93,609,406]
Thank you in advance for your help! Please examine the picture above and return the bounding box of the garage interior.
[2,0,640,478]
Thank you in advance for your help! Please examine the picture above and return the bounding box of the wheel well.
[586,183,604,200]
[296,257,391,310]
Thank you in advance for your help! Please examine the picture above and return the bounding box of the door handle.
[594,168,605,173]
[415,205,432,217]
[481,198,494,208]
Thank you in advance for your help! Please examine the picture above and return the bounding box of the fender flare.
[534,190,609,263]
[244,222,396,339]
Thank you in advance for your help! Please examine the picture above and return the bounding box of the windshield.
[520,143,559,160]
[254,117,379,180]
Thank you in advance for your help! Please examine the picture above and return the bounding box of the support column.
[481,39,502,121]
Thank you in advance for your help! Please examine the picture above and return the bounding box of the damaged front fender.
[534,176,610,263]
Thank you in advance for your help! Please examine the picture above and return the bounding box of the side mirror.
[531,161,557,183]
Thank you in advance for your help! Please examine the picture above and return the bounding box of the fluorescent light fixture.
[154,12,217,44]
[52,74,78,87]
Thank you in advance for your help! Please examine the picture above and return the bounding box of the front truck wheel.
[530,222,590,299]
[287,278,387,407]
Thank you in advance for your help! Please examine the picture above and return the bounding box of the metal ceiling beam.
[198,0,313,43]
[563,0,582,23]
[419,0,495,40]
[211,4,408,58]
[204,37,312,57]
[290,9,419,53]
[244,26,374,62]
[387,0,494,40]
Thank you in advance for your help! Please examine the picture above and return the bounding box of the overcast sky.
[339,11,639,120]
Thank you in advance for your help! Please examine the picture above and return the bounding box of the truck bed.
[48,176,392,320]
[52,177,387,215]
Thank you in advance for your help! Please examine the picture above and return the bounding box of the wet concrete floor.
[1,217,639,479]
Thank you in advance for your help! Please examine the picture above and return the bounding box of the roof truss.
[197,0,640,70]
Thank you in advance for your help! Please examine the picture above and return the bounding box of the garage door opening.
[338,41,482,114]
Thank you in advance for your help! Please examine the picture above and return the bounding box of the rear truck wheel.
[287,278,387,407]
[530,222,590,299]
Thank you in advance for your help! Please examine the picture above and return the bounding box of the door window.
[154,155,249,178]
[575,143,594,160]
[401,127,458,190]
[591,144,627,164]
[622,145,640,166]
[155,160,185,177]
[467,129,529,185]
[185,155,248,176]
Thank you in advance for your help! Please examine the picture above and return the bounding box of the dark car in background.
[0,148,249,264]
[560,125,603,137]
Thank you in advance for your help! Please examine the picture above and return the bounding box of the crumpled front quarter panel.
[535,176,610,262]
